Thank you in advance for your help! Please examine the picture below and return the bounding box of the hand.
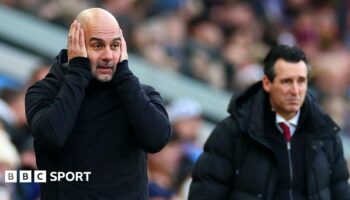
[119,31,128,62]
[67,20,87,61]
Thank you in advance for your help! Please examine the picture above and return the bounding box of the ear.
[262,75,271,93]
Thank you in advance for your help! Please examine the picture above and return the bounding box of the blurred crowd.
[0,64,50,200]
[1,0,350,199]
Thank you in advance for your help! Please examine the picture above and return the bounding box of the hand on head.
[67,20,87,61]
[68,8,128,67]
[119,31,128,63]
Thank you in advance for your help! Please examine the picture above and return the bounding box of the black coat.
[189,82,350,200]
[25,50,172,200]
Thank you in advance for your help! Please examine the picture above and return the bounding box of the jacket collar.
[228,81,339,142]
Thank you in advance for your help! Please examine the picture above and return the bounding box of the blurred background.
[0,0,350,199]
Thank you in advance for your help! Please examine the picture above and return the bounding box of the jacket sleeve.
[330,134,350,200]
[189,117,236,199]
[111,60,171,153]
[25,57,92,151]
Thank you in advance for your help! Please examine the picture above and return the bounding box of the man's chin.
[287,106,301,113]
[95,74,113,82]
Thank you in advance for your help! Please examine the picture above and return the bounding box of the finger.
[68,20,76,35]
[68,21,77,50]
[79,26,85,48]
[120,30,128,61]
[79,27,87,57]
[74,22,80,50]
[68,20,77,61]
[68,20,76,46]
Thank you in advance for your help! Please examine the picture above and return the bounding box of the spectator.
[148,135,182,200]
[168,98,203,199]
[0,122,20,200]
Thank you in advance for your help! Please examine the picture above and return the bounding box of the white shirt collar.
[276,111,300,126]
[276,111,300,135]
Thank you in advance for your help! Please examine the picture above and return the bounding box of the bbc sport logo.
[4,170,91,183]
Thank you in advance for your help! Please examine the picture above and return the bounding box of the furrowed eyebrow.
[89,37,104,43]
[111,38,121,43]
[89,37,121,43]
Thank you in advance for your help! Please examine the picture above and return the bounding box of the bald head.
[72,8,123,82]
[76,8,120,29]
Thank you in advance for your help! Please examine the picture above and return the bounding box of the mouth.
[97,66,113,74]
[288,99,300,105]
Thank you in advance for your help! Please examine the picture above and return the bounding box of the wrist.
[113,60,132,84]
[69,57,90,71]
[116,60,129,73]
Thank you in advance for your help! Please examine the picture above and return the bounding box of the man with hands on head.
[25,8,171,200]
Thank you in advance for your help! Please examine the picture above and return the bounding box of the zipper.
[287,142,294,200]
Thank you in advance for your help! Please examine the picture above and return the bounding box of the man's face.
[84,22,121,82]
[263,59,308,120]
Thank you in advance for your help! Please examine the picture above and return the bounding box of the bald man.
[25,8,171,199]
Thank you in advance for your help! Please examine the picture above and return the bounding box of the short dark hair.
[263,44,311,82]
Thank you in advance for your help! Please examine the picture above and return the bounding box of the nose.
[101,48,113,61]
[290,82,299,95]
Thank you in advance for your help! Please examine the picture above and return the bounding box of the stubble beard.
[91,68,115,82]
[91,62,116,82]
[97,74,113,82]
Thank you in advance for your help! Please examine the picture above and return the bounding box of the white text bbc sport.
[4,170,91,183]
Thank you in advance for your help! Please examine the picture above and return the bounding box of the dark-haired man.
[189,44,350,200]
